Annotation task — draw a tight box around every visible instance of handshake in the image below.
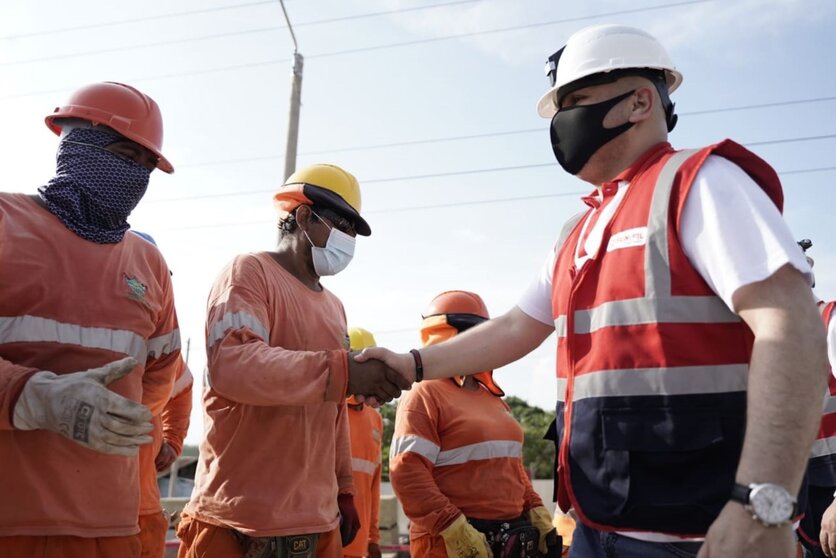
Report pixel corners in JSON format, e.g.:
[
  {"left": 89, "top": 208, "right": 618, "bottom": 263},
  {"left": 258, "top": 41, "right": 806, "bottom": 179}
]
[{"left": 346, "top": 347, "right": 416, "bottom": 405}]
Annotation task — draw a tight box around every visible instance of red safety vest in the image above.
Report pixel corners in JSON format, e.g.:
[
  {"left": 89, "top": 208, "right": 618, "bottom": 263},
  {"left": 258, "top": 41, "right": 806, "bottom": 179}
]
[
  {"left": 809, "top": 301, "right": 836, "bottom": 486},
  {"left": 550, "top": 140, "right": 785, "bottom": 535}
]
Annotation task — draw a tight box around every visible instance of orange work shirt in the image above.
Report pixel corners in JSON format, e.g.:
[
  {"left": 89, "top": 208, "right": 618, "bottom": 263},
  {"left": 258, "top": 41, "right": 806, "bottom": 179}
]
[
  {"left": 390, "top": 379, "right": 543, "bottom": 541},
  {"left": 343, "top": 403, "right": 382, "bottom": 557},
  {"left": 139, "top": 359, "right": 193, "bottom": 515},
  {"left": 0, "top": 194, "right": 181, "bottom": 537},
  {"left": 183, "top": 252, "right": 353, "bottom": 537}
]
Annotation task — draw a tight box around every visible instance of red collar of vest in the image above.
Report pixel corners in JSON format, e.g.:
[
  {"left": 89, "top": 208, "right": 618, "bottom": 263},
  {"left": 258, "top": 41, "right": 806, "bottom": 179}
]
[{"left": 581, "top": 142, "right": 673, "bottom": 209}]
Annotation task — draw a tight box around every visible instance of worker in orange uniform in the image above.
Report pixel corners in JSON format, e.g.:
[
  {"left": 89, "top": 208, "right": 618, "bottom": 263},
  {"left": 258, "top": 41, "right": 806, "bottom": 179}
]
[
  {"left": 128, "top": 231, "right": 195, "bottom": 558},
  {"left": 357, "top": 24, "right": 828, "bottom": 558},
  {"left": 390, "top": 291, "right": 559, "bottom": 558},
  {"left": 177, "top": 164, "right": 410, "bottom": 558},
  {"left": 0, "top": 82, "right": 181, "bottom": 558},
  {"left": 344, "top": 327, "right": 384, "bottom": 558},
  {"left": 795, "top": 241, "right": 836, "bottom": 558}
]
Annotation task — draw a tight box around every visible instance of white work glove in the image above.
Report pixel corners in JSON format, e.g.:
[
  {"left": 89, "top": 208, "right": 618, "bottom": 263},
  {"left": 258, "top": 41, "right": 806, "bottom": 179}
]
[{"left": 13, "top": 357, "right": 153, "bottom": 456}]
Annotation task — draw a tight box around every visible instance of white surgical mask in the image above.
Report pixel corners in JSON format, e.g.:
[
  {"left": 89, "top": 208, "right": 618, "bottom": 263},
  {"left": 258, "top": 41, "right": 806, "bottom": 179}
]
[{"left": 304, "top": 213, "right": 356, "bottom": 276}]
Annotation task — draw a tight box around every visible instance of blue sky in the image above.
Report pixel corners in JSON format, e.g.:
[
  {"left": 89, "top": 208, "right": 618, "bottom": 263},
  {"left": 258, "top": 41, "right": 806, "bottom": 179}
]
[{"left": 2, "top": 0, "right": 835, "bottom": 444}]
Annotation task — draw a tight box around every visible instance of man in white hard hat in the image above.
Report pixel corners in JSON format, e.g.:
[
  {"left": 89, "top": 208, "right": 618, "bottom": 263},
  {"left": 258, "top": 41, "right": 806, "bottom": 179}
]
[{"left": 358, "top": 24, "right": 827, "bottom": 558}]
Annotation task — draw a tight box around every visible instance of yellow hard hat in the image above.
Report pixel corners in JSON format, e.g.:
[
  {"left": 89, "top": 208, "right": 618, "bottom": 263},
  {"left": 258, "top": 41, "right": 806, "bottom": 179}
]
[
  {"left": 273, "top": 163, "right": 371, "bottom": 236},
  {"left": 348, "top": 327, "right": 377, "bottom": 350}
]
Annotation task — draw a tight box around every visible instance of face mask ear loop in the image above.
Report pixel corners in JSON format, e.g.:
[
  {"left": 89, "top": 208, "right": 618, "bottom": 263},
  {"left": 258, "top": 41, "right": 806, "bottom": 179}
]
[{"left": 652, "top": 79, "right": 678, "bottom": 132}]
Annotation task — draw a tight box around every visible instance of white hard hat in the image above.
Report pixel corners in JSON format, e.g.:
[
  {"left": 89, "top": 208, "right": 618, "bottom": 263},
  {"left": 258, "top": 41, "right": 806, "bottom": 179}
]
[{"left": 537, "top": 24, "right": 683, "bottom": 118}]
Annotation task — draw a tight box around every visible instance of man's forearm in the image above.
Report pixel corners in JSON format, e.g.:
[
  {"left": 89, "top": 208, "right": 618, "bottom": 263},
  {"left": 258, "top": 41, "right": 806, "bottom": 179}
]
[
  {"left": 420, "top": 306, "right": 553, "bottom": 380},
  {"left": 735, "top": 278, "right": 828, "bottom": 491}
]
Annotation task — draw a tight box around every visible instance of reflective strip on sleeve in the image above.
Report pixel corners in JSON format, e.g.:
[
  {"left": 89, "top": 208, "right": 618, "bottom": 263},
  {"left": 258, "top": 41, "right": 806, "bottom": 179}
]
[
  {"left": 435, "top": 440, "right": 523, "bottom": 467},
  {"left": 0, "top": 315, "right": 147, "bottom": 364},
  {"left": 207, "top": 311, "right": 269, "bottom": 349},
  {"left": 147, "top": 329, "right": 181, "bottom": 359},
  {"left": 351, "top": 457, "right": 378, "bottom": 476},
  {"left": 171, "top": 365, "right": 194, "bottom": 398},
  {"left": 571, "top": 364, "right": 747, "bottom": 401},
  {"left": 390, "top": 435, "right": 440, "bottom": 464},
  {"left": 812, "top": 436, "right": 836, "bottom": 459}
]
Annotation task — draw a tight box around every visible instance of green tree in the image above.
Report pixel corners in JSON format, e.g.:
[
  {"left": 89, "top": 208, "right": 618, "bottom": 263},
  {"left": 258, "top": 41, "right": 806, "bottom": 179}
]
[{"left": 378, "top": 396, "right": 555, "bottom": 481}]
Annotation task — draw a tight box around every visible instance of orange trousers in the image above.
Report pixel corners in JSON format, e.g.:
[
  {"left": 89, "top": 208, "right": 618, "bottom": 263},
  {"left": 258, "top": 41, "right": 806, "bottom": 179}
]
[
  {"left": 409, "top": 533, "right": 448, "bottom": 558},
  {"left": 176, "top": 513, "right": 342, "bottom": 558},
  {"left": 139, "top": 510, "right": 171, "bottom": 558},
  {"left": 0, "top": 534, "right": 141, "bottom": 558}
]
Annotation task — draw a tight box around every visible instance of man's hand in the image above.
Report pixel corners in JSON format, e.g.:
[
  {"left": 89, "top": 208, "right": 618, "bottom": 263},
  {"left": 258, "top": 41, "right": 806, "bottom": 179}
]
[
  {"left": 354, "top": 347, "right": 415, "bottom": 383},
  {"left": 697, "top": 502, "right": 793, "bottom": 558},
  {"left": 367, "top": 543, "right": 382, "bottom": 558},
  {"left": 155, "top": 440, "right": 178, "bottom": 471},
  {"left": 347, "top": 351, "right": 411, "bottom": 404},
  {"left": 820, "top": 498, "right": 836, "bottom": 557},
  {"left": 338, "top": 493, "right": 361, "bottom": 546},
  {"left": 12, "top": 357, "right": 153, "bottom": 456}
]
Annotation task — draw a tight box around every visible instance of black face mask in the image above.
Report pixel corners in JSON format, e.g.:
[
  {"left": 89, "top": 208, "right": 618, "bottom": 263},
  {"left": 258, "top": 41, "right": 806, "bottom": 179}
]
[{"left": 549, "top": 89, "right": 636, "bottom": 175}]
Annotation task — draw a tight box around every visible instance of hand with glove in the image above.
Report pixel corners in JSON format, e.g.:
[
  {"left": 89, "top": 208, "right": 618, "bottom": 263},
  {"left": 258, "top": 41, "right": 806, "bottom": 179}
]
[
  {"left": 338, "top": 493, "right": 361, "bottom": 546},
  {"left": 528, "top": 506, "right": 561, "bottom": 557},
  {"left": 367, "top": 542, "right": 382, "bottom": 558},
  {"left": 440, "top": 515, "right": 492, "bottom": 558},
  {"left": 13, "top": 357, "right": 153, "bottom": 456}
]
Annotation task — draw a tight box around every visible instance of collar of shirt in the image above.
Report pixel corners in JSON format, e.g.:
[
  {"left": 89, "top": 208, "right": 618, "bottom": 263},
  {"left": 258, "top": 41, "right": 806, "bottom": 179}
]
[{"left": 581, "top": 141, "right": 673, "bottom": 209}]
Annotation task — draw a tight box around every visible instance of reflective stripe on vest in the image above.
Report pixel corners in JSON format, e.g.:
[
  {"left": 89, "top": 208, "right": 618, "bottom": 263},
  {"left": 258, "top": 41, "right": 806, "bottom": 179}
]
[
  {"left": 0, "top": 314, "right": 153, "bottom": 364},
  {"left": 556, "top": 364, "right": 747, "bottom": 402},
  {"left": 351, "top": 457, "right": 378, "bottom": 475},
  {"left": 390, "top": 435, "right": 521, "bottom": 467},
  {"left": 812, "top": 436, "right": 836, "bottom": 459}
]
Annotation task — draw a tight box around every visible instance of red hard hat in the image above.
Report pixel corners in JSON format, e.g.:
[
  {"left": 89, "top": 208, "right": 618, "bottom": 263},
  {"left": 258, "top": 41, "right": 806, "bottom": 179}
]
[
  {"left": 423, "top": 290, "right": 489, "bottom": 319},
  {"left": 45, "top": 82, "right": 173, "bottom": 174}
]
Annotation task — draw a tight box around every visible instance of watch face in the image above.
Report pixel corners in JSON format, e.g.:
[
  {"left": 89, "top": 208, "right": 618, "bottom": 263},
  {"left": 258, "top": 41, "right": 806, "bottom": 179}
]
[{"left": 749, "top": 484, "right": 794, "bottom": 525}]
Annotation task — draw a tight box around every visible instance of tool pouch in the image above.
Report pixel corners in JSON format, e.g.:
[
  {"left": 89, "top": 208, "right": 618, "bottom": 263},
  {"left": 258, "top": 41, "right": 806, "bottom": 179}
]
[{"left": 467, "top": 516, "right": 540, "bottom": 558}]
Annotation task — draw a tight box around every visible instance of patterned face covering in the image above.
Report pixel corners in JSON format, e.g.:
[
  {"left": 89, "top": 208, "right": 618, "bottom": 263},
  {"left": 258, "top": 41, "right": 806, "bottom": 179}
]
[{"left": 38, "top": 127, "right": 151, "bottom": 244}]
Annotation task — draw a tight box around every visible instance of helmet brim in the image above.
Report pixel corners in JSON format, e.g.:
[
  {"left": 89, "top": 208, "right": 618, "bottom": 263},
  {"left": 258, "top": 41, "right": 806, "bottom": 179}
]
[{"left": 274, "top": 183, "right": 371, "bottom": 236}]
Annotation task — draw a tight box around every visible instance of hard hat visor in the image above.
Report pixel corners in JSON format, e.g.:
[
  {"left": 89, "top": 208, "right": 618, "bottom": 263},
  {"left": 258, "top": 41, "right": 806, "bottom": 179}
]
[{"left": 274, "top": 183, "right": 371, "bottom": 236}]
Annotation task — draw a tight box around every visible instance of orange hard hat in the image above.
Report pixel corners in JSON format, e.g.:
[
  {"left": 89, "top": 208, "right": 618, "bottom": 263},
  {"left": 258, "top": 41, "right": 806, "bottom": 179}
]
[
  {"left": 45, "top": 82, "right": 173, "bottom": 173},
  {"left": 423, "top": 290, "right": 489, "bottom": 320},
  {"left": 421, "top": 290, "right": 504, "bottom": 397}
]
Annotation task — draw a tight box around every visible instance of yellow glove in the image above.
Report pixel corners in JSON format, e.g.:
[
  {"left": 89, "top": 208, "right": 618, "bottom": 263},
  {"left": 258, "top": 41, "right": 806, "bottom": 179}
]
[
  {"left": 528, "top": 506, "right": 557, "bottom": 554},
  {"left": 440, "top": 515, "right": 491, "bottom": 558}
]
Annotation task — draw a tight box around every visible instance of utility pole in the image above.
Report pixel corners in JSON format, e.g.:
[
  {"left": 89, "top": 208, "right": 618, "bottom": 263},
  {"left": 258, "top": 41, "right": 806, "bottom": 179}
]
[{"left": 279, "top": 0, "right": 303, "bottom": 180}]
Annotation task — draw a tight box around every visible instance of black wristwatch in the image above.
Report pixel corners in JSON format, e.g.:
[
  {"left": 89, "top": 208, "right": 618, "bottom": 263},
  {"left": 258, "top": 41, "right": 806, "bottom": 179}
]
[{"left": 730, "top": 482, "right": 797, "bottom": 526}]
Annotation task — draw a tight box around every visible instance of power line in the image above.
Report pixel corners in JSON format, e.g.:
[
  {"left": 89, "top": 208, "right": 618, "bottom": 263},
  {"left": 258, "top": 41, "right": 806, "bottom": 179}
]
[
  {"left": 295, "top": 96, "right": 836, "bottom": 156},
  {"left": 168, "top": 99, "right": 836, "bottom": 173},
  {"left": 0, "top": 0, "right": 712, "bottom": 98},
  {"left": 0, "top": 0, "right": 483, "bottom": 66},
  {"left": 0, "top": 1, "right": 275, "bottom": 41},
  {"left": 157, "top": 144, "right": 836, "bottom": 203},
  {"left": 307, "top": 0, "right": 713, "bottom": 60},
  {"left": 151, "top": 165, "right": 836, "bottom": 232}
]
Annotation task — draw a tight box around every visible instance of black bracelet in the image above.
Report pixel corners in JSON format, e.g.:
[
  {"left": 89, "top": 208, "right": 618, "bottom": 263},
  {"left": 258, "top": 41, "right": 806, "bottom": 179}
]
[{"left": 409, "top": 348, "right": 424, "bottom": 382}]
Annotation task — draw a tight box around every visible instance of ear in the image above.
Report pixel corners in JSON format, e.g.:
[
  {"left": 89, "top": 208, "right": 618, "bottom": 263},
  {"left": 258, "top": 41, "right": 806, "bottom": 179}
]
[
  {"left": 295, "top": 204, "right": 314, "bottom": 231},
  {"left": 627, "top": 86, "right": 655, "bottom": 123}
]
